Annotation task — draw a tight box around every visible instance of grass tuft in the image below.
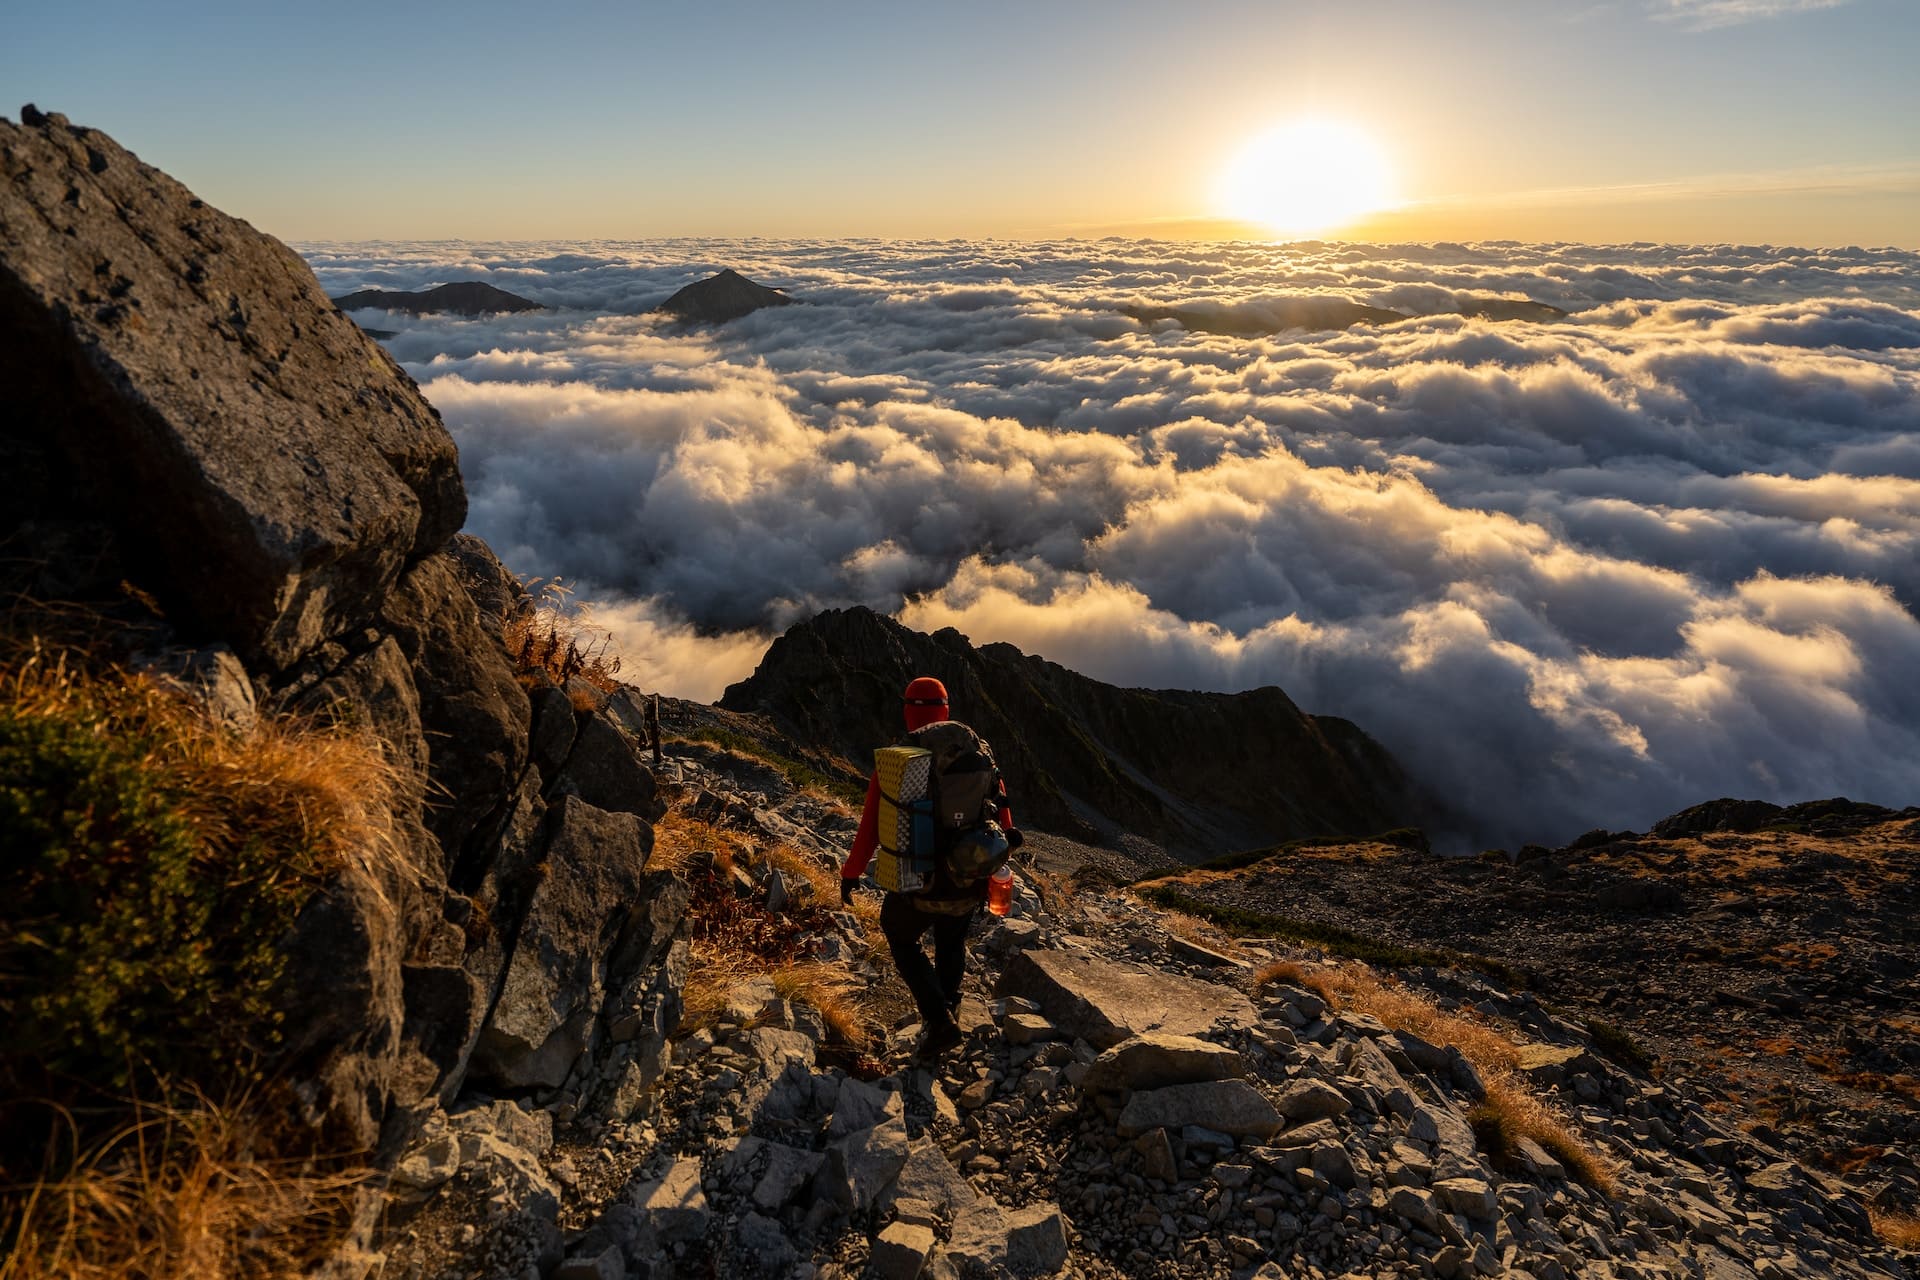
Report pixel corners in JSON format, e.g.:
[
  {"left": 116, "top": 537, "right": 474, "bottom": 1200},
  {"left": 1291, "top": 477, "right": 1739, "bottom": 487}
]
[
  {"left": 504, "top": 577, "right": 623, "bottom": 694},
  {"left": 1872, "top": 1209, "right": 1920, "bottom": 1251},
  {"left": 2, "top": 1092, "right": 365, "bottom": 1280}
]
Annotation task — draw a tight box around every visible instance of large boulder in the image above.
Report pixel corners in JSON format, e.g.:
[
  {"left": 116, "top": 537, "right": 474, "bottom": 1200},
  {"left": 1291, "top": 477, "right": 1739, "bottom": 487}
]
[
  {"left": 947, "top": 1199, "right": 1070, "bottom": 1276},
  {"left": 0, "top": 108, "right": 463, "bottom": 673},
  {"left": 1084, "top": 1032, "right": 1247, "bottom": 1096},
  {"left": 998, "top": 950, "right": 1256, "bottom": 1049},
  {"left": 472, "top": 797, "right": 655, "bottom": 1089},
  {"left": 553, "top": 713, "right": 662, "bottom": 822},
  {"left": 272, "top": 875, "right": 410, "bottom": 1150}
]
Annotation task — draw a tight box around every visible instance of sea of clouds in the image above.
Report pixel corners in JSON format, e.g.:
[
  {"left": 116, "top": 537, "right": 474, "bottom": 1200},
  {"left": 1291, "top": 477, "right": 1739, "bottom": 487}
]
[{"left": 303, "top": 239, "right": 1920, "bottom": 848}]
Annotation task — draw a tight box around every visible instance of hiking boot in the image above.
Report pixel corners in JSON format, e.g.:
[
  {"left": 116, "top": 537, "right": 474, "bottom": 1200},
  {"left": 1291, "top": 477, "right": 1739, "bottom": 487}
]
[{"left": 917, "top": 1019, "right": 964, "bottom": 1058}]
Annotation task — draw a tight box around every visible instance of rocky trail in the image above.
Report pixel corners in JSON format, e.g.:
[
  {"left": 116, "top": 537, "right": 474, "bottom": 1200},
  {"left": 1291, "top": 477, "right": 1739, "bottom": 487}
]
[{"left": 370, "top": 733, "right": 1916, "bottom": 1280}]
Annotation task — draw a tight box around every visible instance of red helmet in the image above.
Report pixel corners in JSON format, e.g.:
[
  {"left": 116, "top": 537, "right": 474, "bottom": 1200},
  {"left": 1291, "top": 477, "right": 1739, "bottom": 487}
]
[
  {"left": 903, "top": 676, "right": 949, "bottom": 729},
  {"left": 903, "top": 676, "right": 948, "bottom": 707}
]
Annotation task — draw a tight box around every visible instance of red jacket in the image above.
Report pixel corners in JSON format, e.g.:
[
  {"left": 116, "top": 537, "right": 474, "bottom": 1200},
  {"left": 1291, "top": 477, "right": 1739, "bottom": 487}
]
[{"left": 841, "top": 708, "right": 1015, "bottom": 882}]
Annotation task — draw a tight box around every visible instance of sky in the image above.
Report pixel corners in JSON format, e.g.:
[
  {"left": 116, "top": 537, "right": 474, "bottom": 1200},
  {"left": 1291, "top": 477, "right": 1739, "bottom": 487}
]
[{"left": 6, "top": 0, "right": 1918, "bottom": 244}]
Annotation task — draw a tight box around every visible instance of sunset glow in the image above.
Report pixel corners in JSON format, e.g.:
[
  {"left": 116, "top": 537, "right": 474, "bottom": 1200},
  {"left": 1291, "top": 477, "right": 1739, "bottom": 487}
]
[{"left": 1217, "top": 118, "right": 1398, "bottom": 239}]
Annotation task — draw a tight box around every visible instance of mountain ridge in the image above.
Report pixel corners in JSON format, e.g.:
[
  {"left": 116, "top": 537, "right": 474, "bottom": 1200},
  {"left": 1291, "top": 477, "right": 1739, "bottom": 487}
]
[{"left": 720, "top": 605, "right": 1431, "bottom": 863}]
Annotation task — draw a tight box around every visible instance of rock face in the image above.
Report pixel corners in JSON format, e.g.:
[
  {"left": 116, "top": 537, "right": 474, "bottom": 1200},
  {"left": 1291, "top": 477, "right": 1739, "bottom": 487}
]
[
  {"left": 721, "top": 606, "right": 1427, "bottom": 855},
  {"left": 473, "top": 797, "right": 655, "bottom": 1089},
  {"left": 0, "top": 108, "right": 464, "bottom": 673},
  {"left": 332, "top": 281, "right": 544, "bottom": 315},
  {"left": 653, "top": 267, "right": 795, "bottom": 324},
  {"left": 0, "top": 111, "right": 685, "bottom": 1168}
]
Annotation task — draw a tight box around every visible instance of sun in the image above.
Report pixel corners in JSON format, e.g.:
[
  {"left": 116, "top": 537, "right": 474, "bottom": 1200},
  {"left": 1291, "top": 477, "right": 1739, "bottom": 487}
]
[{"left": 1218, "top": 118, "right": 1398, "bottom": 239}]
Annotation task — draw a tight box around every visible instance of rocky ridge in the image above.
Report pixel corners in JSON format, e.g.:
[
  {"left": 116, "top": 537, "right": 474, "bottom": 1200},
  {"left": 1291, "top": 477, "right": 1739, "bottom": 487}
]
[{"left": 722, "top": 606, "right": 1427, "bottom": 860}]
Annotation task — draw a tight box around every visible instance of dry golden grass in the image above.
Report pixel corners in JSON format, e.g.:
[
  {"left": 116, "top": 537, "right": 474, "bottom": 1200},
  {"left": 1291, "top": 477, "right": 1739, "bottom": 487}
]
[
  {"left": 1872, "top": 1209, "right": 1920, "bottom": 1251},
  {"left": 1024, "top": 865, "right": 1078, "bottom": 917},
  {"left": 679, "top": 945, "right": 765, "bottom": 1033},
  {"left": 649, "top": 805, "right": 752, "bottom": 877},
  {"left": 1156, "top": 905, "right": 1247, "bottom": 959},
  {"left": 5, "top": 642, "right": 408, "bottom": 904},
  {"left": 1, "top": 1095, "right": 366, "bottom": 1280},
  {"left": 1257, "top": 960, "right": 1617, "bottom": 1193},
  {"left": 769, "top": 963, "right": 874, "bottom": 1049},
  {"left": 503, "top": 578, "right": 622, "bottom": 694},
  {"left": 656, "top": 798, "right": 890, "bottom": 1048}
]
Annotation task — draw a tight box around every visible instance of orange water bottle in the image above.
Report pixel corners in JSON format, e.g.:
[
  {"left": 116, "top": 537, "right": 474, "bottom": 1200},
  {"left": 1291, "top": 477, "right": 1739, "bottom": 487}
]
[{"left": 987, "top": 865, "right": 1014, "bottom": 917}]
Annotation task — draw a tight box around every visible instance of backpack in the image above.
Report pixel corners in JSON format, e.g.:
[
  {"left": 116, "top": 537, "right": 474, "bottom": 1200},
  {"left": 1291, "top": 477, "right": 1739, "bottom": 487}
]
[{"left": 878, "top": 720, "right": 1010, "bottom": 907}]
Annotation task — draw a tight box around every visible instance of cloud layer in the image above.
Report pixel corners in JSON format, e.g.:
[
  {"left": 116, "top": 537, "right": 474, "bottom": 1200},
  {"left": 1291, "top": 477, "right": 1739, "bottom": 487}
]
[{"left": 305, "top": 239, "right": 1920, "bottom": 847}]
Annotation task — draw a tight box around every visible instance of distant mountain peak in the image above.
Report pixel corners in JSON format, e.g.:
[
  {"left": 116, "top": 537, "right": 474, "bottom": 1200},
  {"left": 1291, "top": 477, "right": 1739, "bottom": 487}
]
[
  {"left": 654, "top": 268, "right": 796, "bottom": 324},
  {"left": 331, "top": 281, "right": 543, "bottom": 317}
]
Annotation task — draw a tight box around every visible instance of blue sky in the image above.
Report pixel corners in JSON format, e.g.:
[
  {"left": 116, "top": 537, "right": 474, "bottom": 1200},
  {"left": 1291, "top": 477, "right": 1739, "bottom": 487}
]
[{"left": 6, "top": 0, "right": 1917, "bottom": 242}]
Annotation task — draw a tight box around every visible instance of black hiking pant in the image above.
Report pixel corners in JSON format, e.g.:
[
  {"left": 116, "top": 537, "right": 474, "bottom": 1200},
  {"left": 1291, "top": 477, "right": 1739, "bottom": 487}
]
[{"left": 880, "top": 891, "right": 975, "bottom": 1032}]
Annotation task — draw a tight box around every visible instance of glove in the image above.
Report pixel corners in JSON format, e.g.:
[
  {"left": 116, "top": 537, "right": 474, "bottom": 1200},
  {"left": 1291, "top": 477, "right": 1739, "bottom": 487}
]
[{"left": 840, "top": 879, "right": 856, "bottom": 906}]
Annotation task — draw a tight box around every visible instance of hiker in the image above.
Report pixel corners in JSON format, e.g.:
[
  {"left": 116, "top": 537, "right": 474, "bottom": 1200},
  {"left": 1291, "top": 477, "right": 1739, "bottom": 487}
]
[{"left": 840, "top": 676, "right": 1023, "bottom": 1055}]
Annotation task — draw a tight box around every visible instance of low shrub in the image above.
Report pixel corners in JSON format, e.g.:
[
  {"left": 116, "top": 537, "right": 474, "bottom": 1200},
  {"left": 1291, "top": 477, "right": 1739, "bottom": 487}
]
[
  {"left": 1132, "top": 827, "right": 1430, "bottom": 886},
  {"left": 1584, "top": 1016, "right": 1655, "bottom": 1072},
  {"left": 677, "top": 727, "right": 863, "bottom": 805},
  {"left": 0, "top": 637, "right": 398, "bottom": 1274}
]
